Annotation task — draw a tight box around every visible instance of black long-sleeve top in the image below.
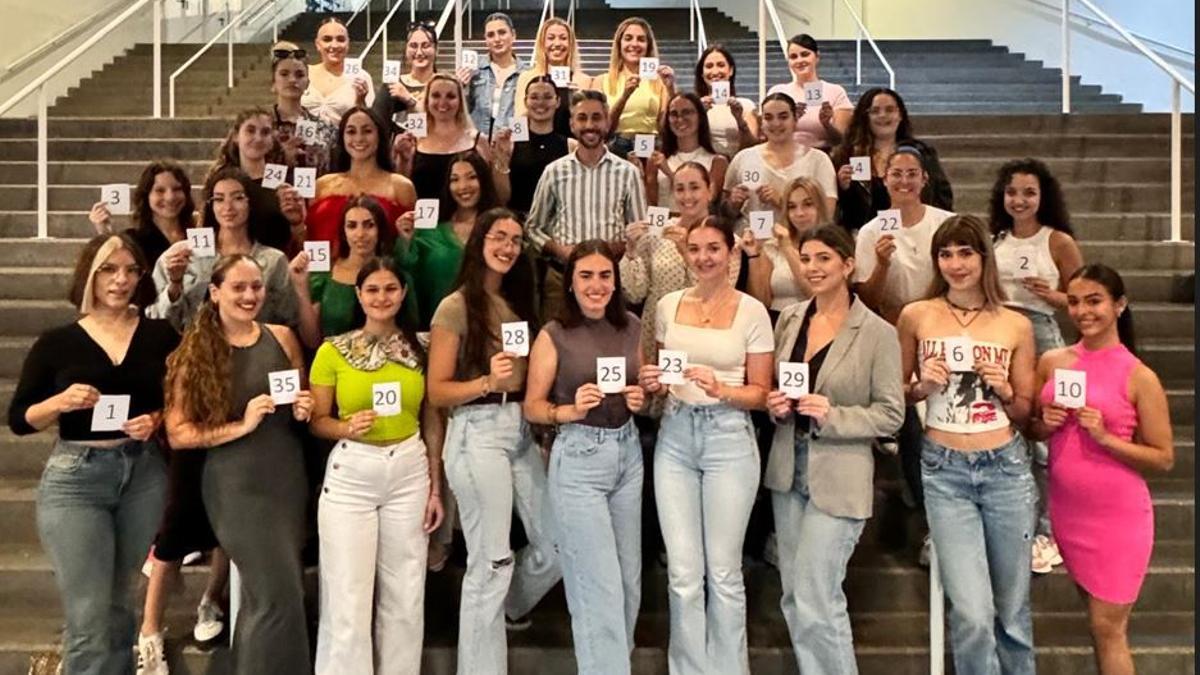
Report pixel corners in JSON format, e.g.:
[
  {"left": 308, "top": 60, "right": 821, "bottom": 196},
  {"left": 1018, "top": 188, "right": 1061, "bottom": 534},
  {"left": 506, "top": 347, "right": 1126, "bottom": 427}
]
[{"left": 8, "top": 318, "right": 180, "bottom": 440}]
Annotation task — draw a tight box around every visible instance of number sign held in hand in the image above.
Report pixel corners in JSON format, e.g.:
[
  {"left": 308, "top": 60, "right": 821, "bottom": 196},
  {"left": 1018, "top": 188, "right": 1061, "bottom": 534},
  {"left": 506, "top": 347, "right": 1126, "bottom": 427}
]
[
  {"left": 268, "top": 369, "right": 301, "bottom": 405},
  {"left": 1053, "top": 369, "right": 1087, "bottom": 408},
  {"left": 596, "top": 357, "right": 627, "bottom": 394},
  {"left": 658, "top": 350, "right": 687, "bottom": 385},
  {"left": 90, "top": 395, "right": 131, "bottom": 432},
  {"left": 778, "top": 362, "right": 809, "bottom": 399},
  {"left": 501, "top": 321, "right": 530, "bottom": 357}
]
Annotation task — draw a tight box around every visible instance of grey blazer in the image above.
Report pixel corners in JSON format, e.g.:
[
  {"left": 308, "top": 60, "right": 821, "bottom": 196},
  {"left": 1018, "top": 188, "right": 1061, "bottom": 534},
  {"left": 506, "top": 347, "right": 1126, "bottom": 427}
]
[{"left": 763, "top": 296, "right": 905, "bottom": 520}]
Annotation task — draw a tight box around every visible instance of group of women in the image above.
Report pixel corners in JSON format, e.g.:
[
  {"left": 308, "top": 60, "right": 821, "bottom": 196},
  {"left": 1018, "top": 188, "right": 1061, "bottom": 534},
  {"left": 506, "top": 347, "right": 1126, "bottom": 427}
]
[{"left": 15, "top": 13, "right": 1176, "bottom": 675}]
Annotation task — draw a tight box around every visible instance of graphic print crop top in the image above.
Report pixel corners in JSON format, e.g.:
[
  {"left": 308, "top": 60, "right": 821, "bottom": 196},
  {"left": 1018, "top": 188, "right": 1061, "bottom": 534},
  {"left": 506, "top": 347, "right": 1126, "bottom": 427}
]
[{"left": 921, "top": 337, "right": 1012, "bottom": 434}]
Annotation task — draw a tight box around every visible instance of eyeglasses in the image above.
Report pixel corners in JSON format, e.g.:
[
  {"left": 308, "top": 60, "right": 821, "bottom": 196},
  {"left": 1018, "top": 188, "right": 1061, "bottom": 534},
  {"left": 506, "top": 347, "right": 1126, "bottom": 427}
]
[
  {"left": 885, "top": 170, "right": 922, "bottom": 181},
  {"left": 484, "top": 232, "right": 524, "bottom": 248},
  {"left": 272, "top": 48, "right": 307, "bottom": 60},
  {"left": 96, "top": 263, "right": 144, "bottom": 278}
]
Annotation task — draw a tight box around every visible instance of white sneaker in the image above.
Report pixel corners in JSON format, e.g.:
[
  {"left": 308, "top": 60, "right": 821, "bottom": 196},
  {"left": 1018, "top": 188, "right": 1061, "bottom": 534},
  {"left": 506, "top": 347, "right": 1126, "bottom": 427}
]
[
  {"left": 136, "top": 632, "right": 169, "bottom": 675},
  {"left": 1032, "top": 534, "right": 1063, "bottom": 574},
  {"left": 181, "top": 551, "right": 203, "bottom": 566},
  {"left": 193, "top": 599, "right": 225, "bottom": 643},
  {"left": 918, "top": 534, "right": 932, "bottom": 568}
]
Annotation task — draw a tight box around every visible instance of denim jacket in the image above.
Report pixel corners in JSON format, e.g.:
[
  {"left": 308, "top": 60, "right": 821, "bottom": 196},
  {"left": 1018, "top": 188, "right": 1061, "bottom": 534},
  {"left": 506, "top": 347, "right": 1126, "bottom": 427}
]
[{"left": 466, "top": 54, "right": 528, "bottom": 139}]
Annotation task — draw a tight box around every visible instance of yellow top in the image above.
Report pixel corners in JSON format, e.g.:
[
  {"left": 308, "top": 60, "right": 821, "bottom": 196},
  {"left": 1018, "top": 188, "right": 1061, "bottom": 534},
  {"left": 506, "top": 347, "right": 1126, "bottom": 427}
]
[
  {"left": 309, "top": 341, "right": 424, "bottom": 442},
  {"left": 597, "top": 71, "right": 662, "bottom": 136}
]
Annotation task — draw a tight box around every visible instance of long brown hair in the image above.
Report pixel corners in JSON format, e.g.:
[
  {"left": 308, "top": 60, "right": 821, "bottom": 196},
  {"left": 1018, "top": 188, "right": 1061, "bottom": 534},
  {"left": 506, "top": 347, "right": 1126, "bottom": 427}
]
[
  {"left": 208, "top": 107, "right": 284, "bottom": 182},
  {"left": 132, "top": 160, "right": 196, "bottom": 235},
  {"left": 925, "top": 215, "right": 1008, "bottom": 308},
  {"left": 164, "top": 255, "right": 262, "bottom": 428}
]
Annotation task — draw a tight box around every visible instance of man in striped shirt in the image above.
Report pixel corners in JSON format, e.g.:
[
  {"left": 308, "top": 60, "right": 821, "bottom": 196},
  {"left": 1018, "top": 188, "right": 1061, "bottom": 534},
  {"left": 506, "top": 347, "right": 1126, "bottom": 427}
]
[{"left": 526, "top": 90, "right": 647, "bottom": 318}]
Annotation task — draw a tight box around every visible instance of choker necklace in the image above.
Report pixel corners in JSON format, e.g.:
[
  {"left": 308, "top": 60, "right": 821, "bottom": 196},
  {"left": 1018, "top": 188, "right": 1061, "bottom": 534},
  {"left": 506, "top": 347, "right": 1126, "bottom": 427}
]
[{"left": 944, "top": 296, "right": 983, "bottom": 330}]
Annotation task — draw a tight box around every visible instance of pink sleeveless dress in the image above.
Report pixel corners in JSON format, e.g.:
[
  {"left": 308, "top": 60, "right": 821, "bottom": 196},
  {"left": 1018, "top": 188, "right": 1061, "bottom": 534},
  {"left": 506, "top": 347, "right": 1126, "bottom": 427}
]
[{"left": 1040, "top": 343, "right": 1151, "bottom": 604}]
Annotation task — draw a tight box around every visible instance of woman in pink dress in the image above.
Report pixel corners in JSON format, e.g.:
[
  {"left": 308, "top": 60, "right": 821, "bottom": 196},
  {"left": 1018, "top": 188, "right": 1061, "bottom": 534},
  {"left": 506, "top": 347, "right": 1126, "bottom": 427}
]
[{"left": 1031, "top": 263, "right": 1174, "bottom": 675}]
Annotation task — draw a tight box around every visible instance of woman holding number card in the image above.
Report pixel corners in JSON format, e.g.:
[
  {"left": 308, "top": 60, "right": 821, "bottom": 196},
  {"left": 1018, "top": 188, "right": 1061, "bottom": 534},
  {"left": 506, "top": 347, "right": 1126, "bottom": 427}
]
[
  {"left": 428, "top": 209, "right": 559, "bottom": 673},
  {"left": 988, "top": 158, "right": 1083, "bottom": 574},
  {"left": 163, "top": 254, "right": 313, "bottom": 675},
  {"left": 694, "top": 44, "right": 759, "bottom": 158},
  {"left": 830, "top": 87, "right": 953, "bottom": 233},
  {"left": 621, "top": 162, "right": 741, "bottom": 372},
  {"left": 741, "top": 176, "right": 831, "bottom": 319},
  {"left": 373, "top": 21, "right": 439, "bottom": 134},
  {"left": 271, "top": 40, "right": 338, "bottom": 177},
  {"left": 394, "top": 74, "right": 511, "bottom": 204},
  {"left": 524, "top": 240, "right": 645, "bottom": 674},
  {"left": 1030, "top": 264, "right": 1172, "bottom": 675},
  {"left": 302, "top": 17, "right": 375, "bottom": 127},
  {"left": 307, "top": 106, "right": 416, "bottom": 255},
  {"left": 723, "top": 93, "right": 837, "bottom": 233},
  {"left": 514, "top": 18, "right": 591, "bottom": 138},
  {"left": 209, "top": 107, "right": 306, "bottom": 254},
  {"left": 395, "top": 150, "right": 501, "bottom": 330},
  {"left": 308, "top": 256, "right": 444, "bottom": 675},
  {"left": 596, "top": 17, "right": 674, "bottom": 157},
  {"left": 638, "top": 215, "right": 773, "bottom": 675},
  {"left": 508, "top": 75, "right": 575, "bottom": 217},
  {"left": 895, "top": 215, "right": 1038, "bottom": 675},
  {"left": 766, "top": 34, "right": 853, "bottom": 151},
  {"left": 763, "top": 224, "right": 903, "bottom": 674},
  {"left": 148, "top": 168, "right": 301, "bottom": 333},
  {"left": 7, "top": 234, "right": 176, "bottom": 675},
  {"left": 89, "top": 160, "right": 197, "bottom": 266},
  {"left": 646, "top": 92, "right": 727, "bottom": 211}
]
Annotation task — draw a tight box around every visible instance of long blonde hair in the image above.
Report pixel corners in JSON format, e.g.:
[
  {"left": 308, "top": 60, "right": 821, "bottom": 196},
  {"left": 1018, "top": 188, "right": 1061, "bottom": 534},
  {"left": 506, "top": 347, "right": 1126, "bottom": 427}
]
[
  {"left": 531, "top": 17, "right": 582, "bottom": 74},
  {"left": 782, "top": 177, "right": 832, "bottom": 240},
  {"left": 600, "top": 17, "right": 664, "bottom": 97},
  {"left": 424, "top": 73, "right": 475, "bottom": 134}
]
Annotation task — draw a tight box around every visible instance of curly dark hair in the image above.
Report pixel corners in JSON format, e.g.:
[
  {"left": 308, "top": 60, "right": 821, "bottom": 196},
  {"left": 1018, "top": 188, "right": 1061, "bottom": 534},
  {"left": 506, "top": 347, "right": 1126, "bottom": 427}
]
[
  {"left": 832, "top": 87, "right": 914, "bottom": 167},
  {"left": 988, "top": 158, "right": 1074, "bottom": 238}
]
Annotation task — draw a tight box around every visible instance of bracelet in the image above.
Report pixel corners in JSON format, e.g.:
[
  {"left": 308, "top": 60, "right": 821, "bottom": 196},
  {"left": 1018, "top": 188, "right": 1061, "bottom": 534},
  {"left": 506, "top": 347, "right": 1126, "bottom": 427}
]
[
  {"left": 479, "top": 375, "right": 492, "bottom": 398},
  {"left": 494, "top": 165, "right": 511, "bottom": 174}
]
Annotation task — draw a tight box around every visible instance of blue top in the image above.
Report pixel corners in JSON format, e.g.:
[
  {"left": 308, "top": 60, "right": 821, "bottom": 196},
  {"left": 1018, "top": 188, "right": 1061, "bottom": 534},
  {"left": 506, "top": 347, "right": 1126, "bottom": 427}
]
[{"left": 466, "top": 54, "right": 528, "bottom": 139}]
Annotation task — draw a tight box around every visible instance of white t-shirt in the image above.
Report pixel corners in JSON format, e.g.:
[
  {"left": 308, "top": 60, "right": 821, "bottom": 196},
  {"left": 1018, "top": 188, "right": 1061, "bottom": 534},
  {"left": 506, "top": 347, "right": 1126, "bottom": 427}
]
[
  {"left": 655, "top": 289, "right": 774, "bottom": 405},
  {"left": 655, "top": 148, "right": 717, "bottom": 211},
  {"left": 853, "top": 205, "right": 955, "bottom": 320},
  {"left": 767, "top": 79, "right": 853, "bottom": 149},
  {"left": 707, "top": 96, "right": 756, "bottom": 158},
  {"left": 764, "top": 240, "right": 807, "bottom": 311},
  {"left": 724, "top": 144, "right": 837, "bottom": 231},
  {"left": 993, "top": 227, "right": 1060, "bottom": 316}
]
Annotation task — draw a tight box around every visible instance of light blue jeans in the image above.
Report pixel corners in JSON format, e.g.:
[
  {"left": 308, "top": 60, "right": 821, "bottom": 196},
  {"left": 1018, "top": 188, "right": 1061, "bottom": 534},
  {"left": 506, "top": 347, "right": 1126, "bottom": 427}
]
[
  {"left": 1015, "top": 307, "right": 1065, "bottom": 537},
  {"left": 921, "top": 435, "right": 1036, "bottom": 675},
  {"left": 654, "top": 399, "right": 760, "bottom": 675},
  {"left": 770, "top": 436, "right": 865, "bottom": 675},
  {"left": 444, "top": 402, "right": 561, "bottom": 675},
  {"left": 36, "top": 439, "right": 166, "bottom": 675},
  {"left": 549, "top": 420, "right": 643, "bottom": 675}
]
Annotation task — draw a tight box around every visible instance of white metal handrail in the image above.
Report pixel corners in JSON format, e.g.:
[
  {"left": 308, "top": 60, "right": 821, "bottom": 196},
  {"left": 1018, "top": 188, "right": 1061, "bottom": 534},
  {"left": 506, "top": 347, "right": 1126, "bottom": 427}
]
[
  {"left": 689, "top": 0, "right": 708, "bottom": 59},
  {"left": 168, "top": 0, "right": 274, "bottom": 117},
  {"left": 1021, "top": 0, "right": 1194, "bottom": 63},
  {"left": 3, "top": 0, "right": 141, "bottom": 83},
  {"left": 757, "top": 0, "right": 792, "bottom": 100},
  {"left": 930, "top": 543, "right": 945, "bottom": 675},
  {"left": 1061, "top": 0, "right": 1195, "bottom": 242},
  {"left": 358, "top": 0, "right": 410, "bottom": 62},
  {"left": 432, "top": 0, "right": 463, "bottom": 69},
  {"left": 837, "top": 0, "right": 895, "bottom": 91},
  {"left": 538, "top": 0, "right": 554, "bottom": 32},
  {"left": 0, "top": 0, "right": 162, "bottom": 239}
]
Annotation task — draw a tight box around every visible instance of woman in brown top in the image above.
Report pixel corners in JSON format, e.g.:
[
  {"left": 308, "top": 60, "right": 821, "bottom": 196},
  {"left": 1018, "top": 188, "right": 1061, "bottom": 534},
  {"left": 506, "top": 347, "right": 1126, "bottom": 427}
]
[{"left": 525, "top": 240, "right": 645, "bottom": 674}]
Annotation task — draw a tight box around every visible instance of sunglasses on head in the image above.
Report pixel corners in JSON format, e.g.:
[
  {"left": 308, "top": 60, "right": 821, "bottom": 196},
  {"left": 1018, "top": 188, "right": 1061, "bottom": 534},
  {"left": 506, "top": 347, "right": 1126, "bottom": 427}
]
[{"left": 273, "top": 48, "right": 307, "bottom": 59}]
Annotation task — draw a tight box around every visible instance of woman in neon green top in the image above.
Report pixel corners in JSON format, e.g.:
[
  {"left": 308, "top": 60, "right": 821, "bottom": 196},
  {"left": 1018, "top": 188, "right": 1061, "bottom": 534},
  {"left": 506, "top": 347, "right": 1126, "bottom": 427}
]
[
  {"left": 308, "top": 256, "right": 444, "bottom": 674},
  {"left": 594, "top": 17, "right": 675, "bottom": 157},
  {"left": 394, "top": 150, "right": 500, "bottom": 329}
]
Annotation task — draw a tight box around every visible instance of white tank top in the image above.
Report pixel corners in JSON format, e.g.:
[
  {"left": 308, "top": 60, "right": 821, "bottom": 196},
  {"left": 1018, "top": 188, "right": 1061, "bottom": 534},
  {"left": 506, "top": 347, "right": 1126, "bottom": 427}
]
[
  {"left": 921, "top": 337, "right": 1012, "bottom": 434},
  {"left": 994, "top": 227, "right": 1060, "bottom": 316}
]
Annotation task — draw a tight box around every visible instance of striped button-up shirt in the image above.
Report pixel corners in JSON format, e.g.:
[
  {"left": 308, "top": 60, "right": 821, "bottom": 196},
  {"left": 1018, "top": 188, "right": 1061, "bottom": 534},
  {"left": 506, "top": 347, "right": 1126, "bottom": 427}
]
[{"left": 525, "top": 149, "right": 647, "bottom": 253}]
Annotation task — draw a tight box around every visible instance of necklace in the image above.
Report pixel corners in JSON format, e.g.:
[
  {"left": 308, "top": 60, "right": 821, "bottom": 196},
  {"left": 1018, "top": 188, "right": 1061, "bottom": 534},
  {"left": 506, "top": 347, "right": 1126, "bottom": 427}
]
[
  {"left": 694, "top": 287, "right": 734, "bottom": 325},
  {"left": 944, "top": 296, "right": 984, "bottom": 330}
]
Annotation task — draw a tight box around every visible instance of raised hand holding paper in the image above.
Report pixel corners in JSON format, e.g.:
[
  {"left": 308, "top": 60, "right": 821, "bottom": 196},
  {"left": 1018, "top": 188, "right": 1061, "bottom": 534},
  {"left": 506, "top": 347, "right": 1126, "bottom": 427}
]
[
  {"left": 633, "top": 134, "right": 655, "bottom": 158},
  {"left": 293, "top": 167, "right": 317, "bottom": 198},
  {"left": 658, "top": 350, "right": 687, "bottom": 385},
  {"left": 748, "top": 211, "right": 773, "bottom": 239},
  {"left": 268, "top": 369, "right": 301, "bottom": 405},
  {"left": 90, "top": 395, "right": 131, "bottom": 432},
  {"left": 304, "top": 241, "right": 331, "bottom": 272},
  {"left": 597, "top": 357, "right": 627, "bottom": 394},
  {"left": 186, "top": 227, "right": 216, "bottom": 257},
  {"left": 711, "top": 81, "right": 730, "bottom": 105},
  {"left": 382, "top": 59, "right": 402, "bottom": 84},
  {"left": 501, "top": 321, "right": 530, "bottom": 357},
  {"left": 372, "top": 382, "right": 402, "bottom": 416},
  {"left": 877, "top": 209, "right": 901, "bottom": 233},
  {"left": 295, "top": 120, "right": 321, "bottom": 144},
  {"left": 646, "top": 206, "right": 669, "bottom": 234},
  {"left": 639, "top": 57, "right": 659, "bottom": 80},
  {"left": 402, "top": 112, "right": 428, "bottom": 138},
  {"left": 511, "top": 116, "right": 530, "bottom": 142},
  {"left": 849, "top": 156, "right": 871, "bottom": 181},
  {"left": 100, "top": 184, "right": 131, "bottom": 215},
  {"left": 262, "top": 163, "right": 288, "bottom": 189},
  {"left": 343, "top": 58, "right": 363, "bottom": 77},
  {"left": 461, "top": 49, "right": 479, "bottom": 69},
  {"left": 550, "top": 66, "right": 570, "bottom": 87},
  {"left": 414, "top": 199, "right": 439, "bottom": 229}
]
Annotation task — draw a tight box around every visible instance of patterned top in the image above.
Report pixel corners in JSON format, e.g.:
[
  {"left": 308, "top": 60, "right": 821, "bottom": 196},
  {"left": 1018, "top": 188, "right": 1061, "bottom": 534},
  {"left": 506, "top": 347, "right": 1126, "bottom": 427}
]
[{"left": 526, "top": 149, "right": 647, "bottom": 252}]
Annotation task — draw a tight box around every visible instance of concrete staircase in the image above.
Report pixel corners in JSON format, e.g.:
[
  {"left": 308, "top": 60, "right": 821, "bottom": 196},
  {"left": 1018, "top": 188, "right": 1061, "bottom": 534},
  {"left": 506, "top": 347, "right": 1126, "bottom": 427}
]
[{"left": 0, "top": 109, "right": 1192, "bottom": 673}]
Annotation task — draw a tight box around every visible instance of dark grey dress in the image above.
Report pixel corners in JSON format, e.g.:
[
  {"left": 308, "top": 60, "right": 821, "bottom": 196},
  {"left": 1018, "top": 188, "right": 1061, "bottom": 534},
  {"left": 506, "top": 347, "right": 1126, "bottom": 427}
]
[{"left": 202, "top": 325, "right": 311, "bottom": 675}]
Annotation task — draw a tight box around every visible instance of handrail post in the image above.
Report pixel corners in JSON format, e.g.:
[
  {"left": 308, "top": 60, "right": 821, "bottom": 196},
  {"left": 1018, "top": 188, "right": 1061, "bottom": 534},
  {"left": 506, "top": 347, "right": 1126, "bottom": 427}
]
[
  {"left": 273, "top": 0, "right": 278, "bottom": 42},
  {"left": 383, "top": 0, "right": 389, "bottom": 62},
  {"left": 1170, "top": 81, "right": 1182, "bottom": 242},
  {"left": 36, "top": 85, "right": 47, "bottom": 239},
  {"left": 758, "top": 0, "right": 766, "bottom": 101},
  {"left": 411, "top": 0, "right": 415, "bottom": 24},
  {"left": 855, "top": 28, "right": 862, "bottom": 85},
  {"left": 1061, "top": 0, "right": 1070, "bottom": 113},
  {"left": 455, "top": 0, "right": 462, "bottom": 68},
  {"left": 153, "top": 0, "right": 162, "bottom": 118},
  {"left": 930, "top": 542, "right": 945, "bottom": 675},
  {"left": 690, "top": 0, "right": 695, "bottom": 42},
  {"left": 226, "top": 3, "right": 233, "bottom": 89}
]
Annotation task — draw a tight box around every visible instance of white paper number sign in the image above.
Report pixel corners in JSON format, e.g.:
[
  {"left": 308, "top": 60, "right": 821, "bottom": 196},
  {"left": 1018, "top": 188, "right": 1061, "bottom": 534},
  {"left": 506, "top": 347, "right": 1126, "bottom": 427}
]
[
  {"left": 414, "top": 198, "right": 439, "bottom": 229},
  {"left": 1011, "top": 245, "right": 1038, "bottom": 279},
  {"left": 510, "top": 116, "right": 530, "bottom": 142},
  {"left": 461, "top": 49, "right": 479, "bottom": 69},
  {"left": 633, "top": 134, "right": 655, "bottom": 158},
  {"left": 295, "top": 120, "right": 321, "bottom": 144},
  {"left": 778, "top": 362, "right": 810, "bottom": 399},
  {"left": 101, "top": 184, "right": 131, "bottom": 215},
  {"left": 90, "top": 395, "right": 131, "bottom": 432},
  {"left": 748, "top": 211, "right": 773, "bottom": 240},
  {"left": 850, "top": 156, "right": 871, "bottom": 182},
  {"left": 382, "top": 59, "right": 402, "bottom": 84},
  {"left": 646, "top": 206, "right": 670, "bottom": 235},
  {"left": 343, "top": 58, "right": 363, "bottom": 77},
  {"left": 372, "top": 382, "right": 402, "bottom": 416},
  {"left": 304, "top": 241, "right": 331, "bottom": 272},
  {"left": 262, "top": 163, "right": 288, "bottom": 189},
  {"left": 877, "top": 209, "right": 902, "bottom": 233},
  {"left": 597, "top": 357, "right": 627, "bottom": 394},
  {"left": 292, "top": 167, "right": 317, "bottom": 198},
  {"left": 186, "top": 227, "right": 216, "bottom": 258},
  {"left": 942, "top": 337, "right": 975, "bottom": 373},
  {"left": 711, "top": 80, "right": 730, "bottom": 105},
  {"left": 639, "top": 57, "right": 659, "bottom": 80},
  {"left": 402, "top": 112, "right": 428, "bottom": 138},
  {"left": 550, "top": 66, "right": 570, "bottom": 87},
  {"left": 268, "top": 369, "right": 301, "bottom": 405},
  {"left": 1053, "top": 369, "right": 1087, "bottom": 408},
  {"left": 501, "top": 321, "right": 530, "bottom": 357},
  {"left": 658, "top": 350, "right": 687, "bottom": 385},
  {"left": 803, "top": 82, "right": 823, "bottom": 105}
]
